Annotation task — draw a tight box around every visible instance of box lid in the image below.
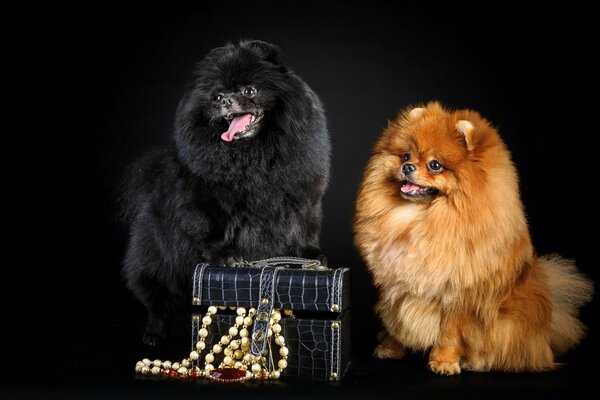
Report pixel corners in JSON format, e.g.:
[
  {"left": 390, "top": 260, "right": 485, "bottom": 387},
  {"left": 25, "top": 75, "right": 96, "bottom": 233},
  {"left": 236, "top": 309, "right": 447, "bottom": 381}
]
[{"left": 192, "top": 259, "right": 350, "bottom": 312}]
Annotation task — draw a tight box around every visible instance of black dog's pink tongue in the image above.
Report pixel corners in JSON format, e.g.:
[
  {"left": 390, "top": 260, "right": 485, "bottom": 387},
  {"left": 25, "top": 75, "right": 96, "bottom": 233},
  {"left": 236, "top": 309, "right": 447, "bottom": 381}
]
[{"left": 221, "top": 114, "right": 252, "bottom": 142}]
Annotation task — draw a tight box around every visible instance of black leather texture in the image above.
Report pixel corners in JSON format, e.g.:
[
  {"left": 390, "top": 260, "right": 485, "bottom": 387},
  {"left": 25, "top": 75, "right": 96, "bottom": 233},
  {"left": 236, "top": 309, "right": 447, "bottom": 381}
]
[
  {"left": 190, "top": 259, "right": 352, "bottom": 380},
  {"left": 192, "top": 259, "right": 351, "bottom": 312},
  {"left": 191, "top": 311, "right": 351, "bottom": 380}
]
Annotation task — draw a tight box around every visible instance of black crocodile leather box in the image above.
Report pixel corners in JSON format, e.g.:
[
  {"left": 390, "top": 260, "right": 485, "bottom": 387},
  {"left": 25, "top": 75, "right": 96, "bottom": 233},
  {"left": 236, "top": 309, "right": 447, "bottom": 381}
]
[{"left": 190, "top": 258, "right": 351, "bottom": 380}]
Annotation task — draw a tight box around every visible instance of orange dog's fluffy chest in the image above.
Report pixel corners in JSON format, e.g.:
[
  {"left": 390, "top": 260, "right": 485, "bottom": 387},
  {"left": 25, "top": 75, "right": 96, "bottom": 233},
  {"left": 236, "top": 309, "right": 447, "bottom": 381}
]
[
  {"left": 360, "top": 202, "right": 446, "bottom": 350},
  {"left": 363, "top": 200, "right": 479, "bottom": 297}
]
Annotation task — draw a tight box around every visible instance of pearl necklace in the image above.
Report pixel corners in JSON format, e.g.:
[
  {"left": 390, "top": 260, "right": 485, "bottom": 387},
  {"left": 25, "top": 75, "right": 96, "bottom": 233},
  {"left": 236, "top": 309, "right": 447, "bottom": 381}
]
[{"left": 135, "top": 306, "right": 289, "bottom": 382}]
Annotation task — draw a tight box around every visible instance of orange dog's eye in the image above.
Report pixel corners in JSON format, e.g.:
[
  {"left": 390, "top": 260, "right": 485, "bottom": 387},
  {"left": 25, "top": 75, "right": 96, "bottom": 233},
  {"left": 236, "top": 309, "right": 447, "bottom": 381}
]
[
  {"left": 428, "top": 160, "right": 443, "bottom": 173},
  {"left": 402, "top": 153, "right": 410, "bottom": 162}
]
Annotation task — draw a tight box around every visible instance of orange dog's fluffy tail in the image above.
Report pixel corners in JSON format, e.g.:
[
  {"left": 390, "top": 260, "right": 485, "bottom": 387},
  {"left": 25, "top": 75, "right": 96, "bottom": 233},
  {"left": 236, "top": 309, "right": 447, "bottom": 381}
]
[{"left": 541, "top": 255, "right": 593, "bottom": 355}]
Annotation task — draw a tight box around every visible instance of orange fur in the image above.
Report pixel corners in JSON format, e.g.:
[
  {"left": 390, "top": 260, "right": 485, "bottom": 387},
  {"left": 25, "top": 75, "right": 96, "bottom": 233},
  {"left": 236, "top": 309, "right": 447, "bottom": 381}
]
[{"left": 353, "top": 102, "right": 593, "bottom": 374}]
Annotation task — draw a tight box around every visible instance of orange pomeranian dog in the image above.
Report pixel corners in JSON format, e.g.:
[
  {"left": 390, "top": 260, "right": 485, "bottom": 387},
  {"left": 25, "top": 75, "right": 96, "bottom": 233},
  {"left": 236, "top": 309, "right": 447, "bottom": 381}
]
[{"left": 353, "top": 102, "right": 593, "bottom": 375}]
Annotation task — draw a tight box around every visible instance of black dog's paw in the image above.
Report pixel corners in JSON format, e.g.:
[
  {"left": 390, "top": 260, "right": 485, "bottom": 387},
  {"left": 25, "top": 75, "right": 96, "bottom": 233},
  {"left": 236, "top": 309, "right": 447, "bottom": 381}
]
[
  {"left": 203, "top": 248, "right": 244, "bottom": 266},
  {"left": 214, "top": 254, "right": 244, "bottom": 267},
  {"left": 316, "top": 254, "right": 328, "bottom": 267},
  {"left": 143, "top": 315, "right": 167, "bottom": 346},
  {"left": 143, "top": 330, "right": 165, "bottom": 346},
  {"left": 301, "top": 246, "right": 328, "bottom": 267}
]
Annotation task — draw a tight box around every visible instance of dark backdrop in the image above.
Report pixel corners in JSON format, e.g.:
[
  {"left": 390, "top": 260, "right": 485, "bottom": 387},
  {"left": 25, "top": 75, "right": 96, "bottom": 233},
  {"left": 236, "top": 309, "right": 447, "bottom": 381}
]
[{"left": 6, "top": 1, "right": 597, "bottom": 399}]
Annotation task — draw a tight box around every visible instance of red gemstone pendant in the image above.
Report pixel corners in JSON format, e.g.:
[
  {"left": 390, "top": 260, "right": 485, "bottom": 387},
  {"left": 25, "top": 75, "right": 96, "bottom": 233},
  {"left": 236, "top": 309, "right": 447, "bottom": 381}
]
[{"left": 208, "top": 368, "right": 247, "bottom": 383}]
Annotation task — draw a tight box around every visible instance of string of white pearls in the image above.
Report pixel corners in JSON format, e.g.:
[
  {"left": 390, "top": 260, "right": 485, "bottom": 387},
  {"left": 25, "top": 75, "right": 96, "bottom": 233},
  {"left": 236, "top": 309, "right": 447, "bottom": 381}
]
[{"left": 135, "top": 305, "right": 289, "bottom": 381}]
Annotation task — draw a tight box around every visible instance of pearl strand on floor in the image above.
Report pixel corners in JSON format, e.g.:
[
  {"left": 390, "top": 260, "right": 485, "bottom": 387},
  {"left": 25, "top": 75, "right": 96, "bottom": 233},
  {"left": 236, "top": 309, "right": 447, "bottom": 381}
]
[{"left": 135, "top": 305, "right": 289, "bottom": 382}]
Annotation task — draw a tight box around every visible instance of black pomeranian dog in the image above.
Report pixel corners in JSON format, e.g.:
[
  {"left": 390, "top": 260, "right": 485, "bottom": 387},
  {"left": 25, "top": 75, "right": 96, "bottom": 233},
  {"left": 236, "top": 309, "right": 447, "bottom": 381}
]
[{"left": 119, "top": 40, "right": 331, "bottom": 345}]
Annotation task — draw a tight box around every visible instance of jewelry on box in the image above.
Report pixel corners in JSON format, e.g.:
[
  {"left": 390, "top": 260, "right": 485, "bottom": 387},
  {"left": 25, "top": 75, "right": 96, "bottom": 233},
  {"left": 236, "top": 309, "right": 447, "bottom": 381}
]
[{"left": 135, "top": 306, "right": 289, "bottom": 383}]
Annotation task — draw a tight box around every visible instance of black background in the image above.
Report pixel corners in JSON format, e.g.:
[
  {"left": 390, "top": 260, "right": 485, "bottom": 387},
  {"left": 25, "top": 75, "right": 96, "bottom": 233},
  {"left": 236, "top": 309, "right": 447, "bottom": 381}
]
[{"left": 5, "top": 1, "right": 598, "bottom": 399}]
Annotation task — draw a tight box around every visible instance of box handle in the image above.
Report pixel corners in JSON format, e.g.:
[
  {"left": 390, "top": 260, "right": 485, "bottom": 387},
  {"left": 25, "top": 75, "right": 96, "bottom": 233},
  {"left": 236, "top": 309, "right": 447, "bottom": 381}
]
[{"left": 236, "top": 257, "right": 328, "bottom": 270}]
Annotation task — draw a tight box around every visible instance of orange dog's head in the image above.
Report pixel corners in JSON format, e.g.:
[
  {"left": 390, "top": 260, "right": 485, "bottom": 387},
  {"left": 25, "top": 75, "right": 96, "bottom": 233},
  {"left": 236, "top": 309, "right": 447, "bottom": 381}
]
[{"left": 375, "top": 101, "right": 503, "bottom": 203}]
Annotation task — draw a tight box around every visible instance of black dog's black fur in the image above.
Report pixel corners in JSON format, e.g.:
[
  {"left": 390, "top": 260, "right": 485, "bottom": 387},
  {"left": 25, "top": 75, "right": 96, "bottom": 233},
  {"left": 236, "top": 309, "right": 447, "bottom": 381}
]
[{"left": 119, "top": 40, "right": 330, "bottom": 345}]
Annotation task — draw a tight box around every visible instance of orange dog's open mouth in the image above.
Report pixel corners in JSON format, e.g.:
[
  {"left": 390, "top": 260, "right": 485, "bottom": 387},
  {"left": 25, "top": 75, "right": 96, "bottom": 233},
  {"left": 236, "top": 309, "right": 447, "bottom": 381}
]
[{"left": 400, "top": 181, "right": 439, "bottom": 198}]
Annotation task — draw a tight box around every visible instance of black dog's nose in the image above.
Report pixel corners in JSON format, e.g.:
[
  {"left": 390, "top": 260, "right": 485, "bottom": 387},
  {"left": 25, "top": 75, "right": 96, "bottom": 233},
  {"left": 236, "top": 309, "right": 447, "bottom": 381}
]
[
  {"left": 402, "top": 163, "right": 416, "bottom": 176},
  {"left": 221, "top": 98, "right": 233, "bottom": 107}
]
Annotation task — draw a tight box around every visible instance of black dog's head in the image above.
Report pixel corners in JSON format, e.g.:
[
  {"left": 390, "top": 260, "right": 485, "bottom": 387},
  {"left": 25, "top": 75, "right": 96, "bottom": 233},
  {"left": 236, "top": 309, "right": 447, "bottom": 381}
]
[
  {"left": 182, "top": 40, "right": 293, "bottom": 142},
  {"left": 173, "top": 40, "right": 328, "bottom": 178}
]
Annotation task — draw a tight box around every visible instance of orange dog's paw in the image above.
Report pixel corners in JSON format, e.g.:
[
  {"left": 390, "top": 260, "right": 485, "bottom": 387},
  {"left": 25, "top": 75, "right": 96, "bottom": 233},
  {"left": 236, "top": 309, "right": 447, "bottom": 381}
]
[
  {"left": 374, "top": 343, "right": 405, "bottom": 359},
  {"left": 374, "top": 330, "right": 406, "bottom": 359},
  {"left": 428, "top": 360, "right": 461, "bottom": 375}
]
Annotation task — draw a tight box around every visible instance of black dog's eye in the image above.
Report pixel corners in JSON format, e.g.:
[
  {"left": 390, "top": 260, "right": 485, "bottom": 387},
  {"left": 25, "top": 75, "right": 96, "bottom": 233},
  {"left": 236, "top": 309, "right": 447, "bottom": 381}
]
[
  {"left": 214, "top": 93, "right": 224, "bottom": 102},
  {"left": 401, "top": 153, "right": 410, "bottom": 162},
  {"left": 242, "top": 87, "right": 257, "bottom": 97},
  {"left": 428, "top": 160, "right": 443, "bottom": 172}
]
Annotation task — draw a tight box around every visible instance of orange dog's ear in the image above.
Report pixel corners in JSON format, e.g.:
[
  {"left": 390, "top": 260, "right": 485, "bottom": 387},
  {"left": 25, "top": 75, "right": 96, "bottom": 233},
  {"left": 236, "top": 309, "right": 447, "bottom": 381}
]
[
  {"left": 408, "top": 107, "right": 425, "bottom": 119},
  {"left": 456, "top": 120, "right": 474, "bottom": 151}
]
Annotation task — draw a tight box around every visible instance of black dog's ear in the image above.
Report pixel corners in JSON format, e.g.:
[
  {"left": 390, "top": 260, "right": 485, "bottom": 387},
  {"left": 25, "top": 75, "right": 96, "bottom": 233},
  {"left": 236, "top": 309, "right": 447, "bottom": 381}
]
[
  {"left": 243, "top": 40, "right": 286, "bottom": 66},
  {"left": 204, "top": 45, "right": 228, "bottom": 59}
]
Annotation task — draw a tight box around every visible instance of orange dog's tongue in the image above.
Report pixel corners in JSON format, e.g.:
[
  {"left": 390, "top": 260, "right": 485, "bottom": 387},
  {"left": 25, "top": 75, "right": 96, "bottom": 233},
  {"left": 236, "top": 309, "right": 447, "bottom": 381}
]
[
  {"left": 221, "top": 114, "right": 252, "bottom": 142},
  {"left": 401, "top": 182, "right": 422, "bottom": 193}
]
